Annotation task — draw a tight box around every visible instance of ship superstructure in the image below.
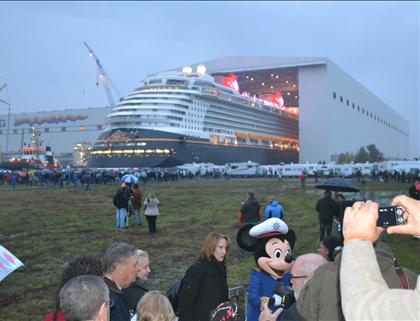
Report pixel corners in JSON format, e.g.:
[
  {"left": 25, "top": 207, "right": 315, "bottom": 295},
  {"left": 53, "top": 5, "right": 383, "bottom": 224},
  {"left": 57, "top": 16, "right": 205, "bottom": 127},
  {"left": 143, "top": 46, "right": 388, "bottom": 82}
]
[{"left": 89, "top": 65, "right": 299, "bottom": 168}]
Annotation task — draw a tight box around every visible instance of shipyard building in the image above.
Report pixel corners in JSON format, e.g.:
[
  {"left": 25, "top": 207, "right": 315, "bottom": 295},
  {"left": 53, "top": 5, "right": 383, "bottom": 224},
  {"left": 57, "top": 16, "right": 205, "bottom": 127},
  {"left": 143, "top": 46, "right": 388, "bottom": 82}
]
[{"left": 0, "top": 57, "right": 409, "bottom": 165}]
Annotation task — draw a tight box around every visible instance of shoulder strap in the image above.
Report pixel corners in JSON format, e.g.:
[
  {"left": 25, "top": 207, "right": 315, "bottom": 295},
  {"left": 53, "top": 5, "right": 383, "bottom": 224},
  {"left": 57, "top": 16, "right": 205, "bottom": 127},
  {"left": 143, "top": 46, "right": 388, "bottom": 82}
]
[{"left": 395, "top": 266, "right": 410, "bottom": 289}]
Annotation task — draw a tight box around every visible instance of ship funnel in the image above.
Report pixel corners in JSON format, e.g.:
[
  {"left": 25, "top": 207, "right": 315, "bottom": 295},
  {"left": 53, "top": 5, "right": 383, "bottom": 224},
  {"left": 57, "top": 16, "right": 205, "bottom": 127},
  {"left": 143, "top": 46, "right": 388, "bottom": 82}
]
[
  {"left": 182, "top": 66, "right": 193, "bottom": 74},
  {"left": 196, "top": 64, "right": 207, "bottom": 75}
]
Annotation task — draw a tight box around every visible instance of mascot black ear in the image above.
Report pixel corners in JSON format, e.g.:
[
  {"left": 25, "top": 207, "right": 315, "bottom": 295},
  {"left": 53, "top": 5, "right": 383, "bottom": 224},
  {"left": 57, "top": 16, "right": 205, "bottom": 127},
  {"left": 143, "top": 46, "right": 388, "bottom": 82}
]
[
  {"left": 236, "top": 224, "right": 257, "bottom": 252},
  {"left": 286, "top": 229, "right": 296, "bottom": 250}
]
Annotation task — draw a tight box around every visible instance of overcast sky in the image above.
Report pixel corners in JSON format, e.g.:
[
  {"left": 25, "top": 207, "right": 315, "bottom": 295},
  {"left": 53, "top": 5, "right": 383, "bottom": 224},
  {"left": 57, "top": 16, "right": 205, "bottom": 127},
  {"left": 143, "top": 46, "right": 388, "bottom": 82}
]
[{"left": 0, "top": 1, "right": 419, "bottom": 156}]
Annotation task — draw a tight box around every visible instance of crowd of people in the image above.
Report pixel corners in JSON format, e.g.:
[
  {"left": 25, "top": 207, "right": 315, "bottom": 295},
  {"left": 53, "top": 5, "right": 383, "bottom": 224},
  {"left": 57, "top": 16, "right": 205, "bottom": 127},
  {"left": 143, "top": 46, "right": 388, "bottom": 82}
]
[{"left": 38, "top": 183, "right": 420, "bottom": 321}]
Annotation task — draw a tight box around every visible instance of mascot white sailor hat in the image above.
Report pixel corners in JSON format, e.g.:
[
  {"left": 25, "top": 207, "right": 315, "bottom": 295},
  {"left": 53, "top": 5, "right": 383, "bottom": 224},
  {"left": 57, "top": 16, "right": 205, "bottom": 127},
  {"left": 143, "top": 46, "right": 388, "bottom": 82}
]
[{"left": 249, "top": 218, "right": 289, "bottom": 238}]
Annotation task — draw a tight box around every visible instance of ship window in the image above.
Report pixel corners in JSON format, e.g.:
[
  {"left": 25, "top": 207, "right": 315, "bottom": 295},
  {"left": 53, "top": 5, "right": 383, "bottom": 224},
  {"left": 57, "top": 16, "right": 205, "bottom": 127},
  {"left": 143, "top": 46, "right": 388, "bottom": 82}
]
[
  {"left": 13, "top": 129, "right": 17, "bottom": 134},
  {"left": 61, "top": 127, "right": 66, "bottom": 132},
  {"left": 45, "top": 128, "right": 49, "bottom": 133},
  {"left": 97, "top": 124, "right": 102, "bottom": 130}
]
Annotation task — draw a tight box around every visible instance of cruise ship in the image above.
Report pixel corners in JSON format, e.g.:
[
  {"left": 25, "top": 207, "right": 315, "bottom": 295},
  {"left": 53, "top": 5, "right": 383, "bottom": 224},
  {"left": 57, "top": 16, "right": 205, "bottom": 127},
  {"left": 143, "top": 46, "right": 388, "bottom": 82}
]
[{"left": 88, "top": 65, "right": 299, "bottom": 168}]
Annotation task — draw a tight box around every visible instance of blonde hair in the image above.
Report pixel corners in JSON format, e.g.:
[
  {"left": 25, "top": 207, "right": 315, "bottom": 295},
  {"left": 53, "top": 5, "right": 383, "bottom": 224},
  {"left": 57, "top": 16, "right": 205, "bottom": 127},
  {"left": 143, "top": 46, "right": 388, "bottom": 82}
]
[
  {"left": 200, "top": 232, "right": 230, "bottom": 263},
  {"left": 136, "top": 291, "right": 175, "bottom": 321}
]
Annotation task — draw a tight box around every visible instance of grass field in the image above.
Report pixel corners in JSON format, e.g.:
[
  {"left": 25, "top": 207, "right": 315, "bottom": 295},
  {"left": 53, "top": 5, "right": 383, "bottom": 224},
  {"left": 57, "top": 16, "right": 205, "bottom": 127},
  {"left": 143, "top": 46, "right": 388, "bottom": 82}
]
[{"left": 0, "top": 178, "right": 419, "bottom": 320}]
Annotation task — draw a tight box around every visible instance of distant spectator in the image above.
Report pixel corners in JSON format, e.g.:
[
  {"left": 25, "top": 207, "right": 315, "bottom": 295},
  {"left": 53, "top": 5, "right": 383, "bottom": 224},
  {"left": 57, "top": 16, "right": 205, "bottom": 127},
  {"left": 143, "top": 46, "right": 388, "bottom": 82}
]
[
  {"left": 299, "top": 172, "right": 307, "bottom": 188},
  {"left": 113, "top": 184, "right": 130, "bottom": 229},
  {"left": 263, "top": 197, "right": 284, "bottom": 220},
  {"left": 408, "top": 179, "right": 420, "bottom": 200},
  {"left": 102, "top": 242, "right": 140, "bottom": 321},
  {"left": 136, "top": 290, "right": 175, "bottom": 321},
  {"left": 317, "top": 235, "right": 343, "bottom": 262},
  {"left": 239, "top": 192, "right": 261, "bottom": 225},
  {"left": 144, "top": 193, "right": 160, "bottom": 234},
  {"left": 315, "top": 190, "right": 339, "bottom": 241},
  {"left": 131, "top": 184, "right": 143, "bottom": 226},
  {"left": 43, "top": 257, "right": 102, "bottom": 321},
  {"left": 59, "top": 275, "right": 110, "bottom": 321}
]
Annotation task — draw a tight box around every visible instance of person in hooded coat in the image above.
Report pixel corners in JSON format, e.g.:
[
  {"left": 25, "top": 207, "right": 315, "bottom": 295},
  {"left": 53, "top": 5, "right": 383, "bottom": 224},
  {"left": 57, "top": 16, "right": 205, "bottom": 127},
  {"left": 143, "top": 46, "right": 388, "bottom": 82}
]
[{"left": 263, "top": 197, "right": 284, "bottom": 220}]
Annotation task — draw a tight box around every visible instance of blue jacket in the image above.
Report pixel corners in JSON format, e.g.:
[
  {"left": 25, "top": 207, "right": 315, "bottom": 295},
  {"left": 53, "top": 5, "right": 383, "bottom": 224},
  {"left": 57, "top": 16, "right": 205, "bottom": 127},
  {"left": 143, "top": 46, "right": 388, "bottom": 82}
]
[
  {"left": 263, "top": 201, "right": 284, "bottom": 220},
  {"left": 247, "top": 270, "right": 291, "bottom": 321}
]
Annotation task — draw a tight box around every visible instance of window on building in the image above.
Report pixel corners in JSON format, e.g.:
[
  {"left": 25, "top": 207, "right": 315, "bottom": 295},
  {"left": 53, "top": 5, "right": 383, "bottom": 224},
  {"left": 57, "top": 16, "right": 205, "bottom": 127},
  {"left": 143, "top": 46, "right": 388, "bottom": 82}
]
[
  {"left": 346, "top": 99, "right": 349, "bottom": 106},
  {"left": 352, "top": 103, "right": 355, "bottom": 109},
  {"left": 13, "top": 129, "right": 17, "bottom": 134},
  {"left": 340, "top": 96, "right": 343, "bottom": 103},
  {"left": 61, "top": 127, "right": 66, "bottom": 132},
  {"left": 333, "top": 92, "right": 337, "bottom": 99},
  {"left": 45, "top": 128, "right": 49, "bottom": 133},
  {"left": 357, "top": 106, "right": 360, "bottom": 111},
  {"left": 0, "top": 130, "right": 2, "bottom": 135}
]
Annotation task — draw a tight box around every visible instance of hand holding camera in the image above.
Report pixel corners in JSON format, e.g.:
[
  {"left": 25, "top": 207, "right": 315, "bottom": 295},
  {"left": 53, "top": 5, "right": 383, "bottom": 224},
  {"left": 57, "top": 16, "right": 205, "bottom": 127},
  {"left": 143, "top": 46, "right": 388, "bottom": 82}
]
[
  {"left": 343, "top": 201, "right": 384, "bottom": 243},
  {"left": 388, "top": 195, "right": 420, "bottom": 236},
  {"left": 268, "top": 284, "right": 296, "bottom": 309},
  {"left": 343, "top": 195, "right": 420, "bottom": 243}
]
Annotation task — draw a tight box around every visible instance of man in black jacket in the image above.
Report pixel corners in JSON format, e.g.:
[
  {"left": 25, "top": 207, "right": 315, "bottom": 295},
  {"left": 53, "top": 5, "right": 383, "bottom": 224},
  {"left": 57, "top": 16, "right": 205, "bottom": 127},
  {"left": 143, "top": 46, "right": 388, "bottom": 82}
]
[
  {"left": 103, "top": 242, "right": 140, "bottom": 321},
  {"left": 239, "top": 192, "right": 261, "bottom": 225},
  {"left": 113, "top": 184, "right": 130, "bottom": 229},
  {"left": 315, "top": 190, "right": 339, "bottom": 241}
]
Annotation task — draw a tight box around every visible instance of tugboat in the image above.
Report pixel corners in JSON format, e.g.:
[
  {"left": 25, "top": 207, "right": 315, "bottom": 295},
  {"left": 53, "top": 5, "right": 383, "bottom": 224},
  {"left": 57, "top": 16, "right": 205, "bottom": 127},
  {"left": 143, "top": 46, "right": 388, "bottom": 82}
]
[{"left": 7, "top": 127, "right": 59, "bottom": 169}]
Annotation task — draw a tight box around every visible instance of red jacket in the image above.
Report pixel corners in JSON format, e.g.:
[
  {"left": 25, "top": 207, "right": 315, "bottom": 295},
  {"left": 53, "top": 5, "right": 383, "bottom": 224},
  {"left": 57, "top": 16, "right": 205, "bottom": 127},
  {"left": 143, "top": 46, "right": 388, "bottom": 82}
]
[{"left": 43, "top": 310, "right": 66, "bottom": 321}]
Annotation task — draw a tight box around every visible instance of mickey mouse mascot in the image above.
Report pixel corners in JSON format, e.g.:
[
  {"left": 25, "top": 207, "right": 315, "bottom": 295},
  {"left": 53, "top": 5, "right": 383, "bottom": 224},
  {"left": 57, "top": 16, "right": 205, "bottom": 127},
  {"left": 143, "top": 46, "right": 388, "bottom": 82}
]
[{"left": 237, "top": 218, "right": 296, "bottom": 321}]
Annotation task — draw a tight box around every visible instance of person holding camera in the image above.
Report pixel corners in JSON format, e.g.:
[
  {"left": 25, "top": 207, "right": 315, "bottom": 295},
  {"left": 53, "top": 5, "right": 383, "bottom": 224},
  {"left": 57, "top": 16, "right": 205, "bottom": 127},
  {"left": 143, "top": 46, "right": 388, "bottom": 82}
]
[{"left": 341, "top": 195, "right": 420, "bottom": 320}]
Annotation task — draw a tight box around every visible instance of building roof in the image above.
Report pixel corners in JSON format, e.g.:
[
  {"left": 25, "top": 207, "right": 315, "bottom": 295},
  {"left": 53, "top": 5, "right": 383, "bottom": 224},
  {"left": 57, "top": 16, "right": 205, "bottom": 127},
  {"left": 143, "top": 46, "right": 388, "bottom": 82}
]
[{"left": 172, "top": 56, "right": 328, "bottom": 74}]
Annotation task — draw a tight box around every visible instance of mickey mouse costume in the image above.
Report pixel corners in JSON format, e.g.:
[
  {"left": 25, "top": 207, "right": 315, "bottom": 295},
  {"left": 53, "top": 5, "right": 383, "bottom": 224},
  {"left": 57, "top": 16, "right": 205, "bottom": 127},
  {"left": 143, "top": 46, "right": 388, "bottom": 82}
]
[{"left": 237, "top": 218, "right": 296, "bottom": 321}]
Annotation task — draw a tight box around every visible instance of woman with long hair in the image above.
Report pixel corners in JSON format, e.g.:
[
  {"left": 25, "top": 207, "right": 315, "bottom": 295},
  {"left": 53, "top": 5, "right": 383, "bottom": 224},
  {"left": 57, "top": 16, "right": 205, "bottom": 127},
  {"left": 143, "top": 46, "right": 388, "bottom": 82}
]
[{"left": 178, "top": 232, "right": 230, "bottom": 321}]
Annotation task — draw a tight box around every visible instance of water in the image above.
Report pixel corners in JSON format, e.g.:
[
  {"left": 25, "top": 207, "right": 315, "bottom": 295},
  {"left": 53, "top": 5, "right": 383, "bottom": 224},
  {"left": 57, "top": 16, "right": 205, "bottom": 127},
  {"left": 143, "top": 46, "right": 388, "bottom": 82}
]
[{"left": 305, "top": 189, "right": 405, "bottom": 206}]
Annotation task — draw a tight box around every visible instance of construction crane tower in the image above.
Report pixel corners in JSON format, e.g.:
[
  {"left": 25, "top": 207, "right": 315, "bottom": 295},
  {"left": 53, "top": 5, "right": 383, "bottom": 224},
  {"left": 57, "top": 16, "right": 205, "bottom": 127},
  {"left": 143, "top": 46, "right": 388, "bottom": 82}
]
[{"left": 83, "top": 41, "right": 122, "bottom": 108}]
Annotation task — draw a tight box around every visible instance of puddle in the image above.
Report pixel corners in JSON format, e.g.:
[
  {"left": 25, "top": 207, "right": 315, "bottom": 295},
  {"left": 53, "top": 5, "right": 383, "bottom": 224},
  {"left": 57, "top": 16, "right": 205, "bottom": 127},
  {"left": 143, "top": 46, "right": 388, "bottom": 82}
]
[{"left": 305, "top": 189, "right": 405, "bottom": 206}]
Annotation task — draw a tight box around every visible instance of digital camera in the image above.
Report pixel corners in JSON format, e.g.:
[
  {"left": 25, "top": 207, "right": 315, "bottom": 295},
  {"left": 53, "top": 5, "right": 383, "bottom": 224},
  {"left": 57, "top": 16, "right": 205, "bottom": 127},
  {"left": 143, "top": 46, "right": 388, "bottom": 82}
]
[
  {"left": 270, "top": 284, "right": 296, "bottom": 309},
  {"left": 377, "top": 205, "right": 405, "bottom": 228},
  {"left": 342, "top": 201, "right": 406, "bottom": 228}
]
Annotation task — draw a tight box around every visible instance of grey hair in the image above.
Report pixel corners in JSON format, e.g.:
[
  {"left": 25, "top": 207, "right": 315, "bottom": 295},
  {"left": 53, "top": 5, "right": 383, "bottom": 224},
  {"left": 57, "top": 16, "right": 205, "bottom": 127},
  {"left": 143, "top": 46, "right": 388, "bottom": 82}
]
[
  {"left": 102, "top": 242, "right": 139, "bottom": 274},
  {"left": 60, "top": 275, "right": 108, "bottom": 321},
  {"left": 137, "top": 249, "right": 149, "bottom": 262}
]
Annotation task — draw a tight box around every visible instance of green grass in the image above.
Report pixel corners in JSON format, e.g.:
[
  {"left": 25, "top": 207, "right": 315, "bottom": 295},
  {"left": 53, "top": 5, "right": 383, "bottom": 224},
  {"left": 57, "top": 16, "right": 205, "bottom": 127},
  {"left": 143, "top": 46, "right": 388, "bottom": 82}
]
[{"left": 0, "top": 178, "right": 418, "bottom": 320}]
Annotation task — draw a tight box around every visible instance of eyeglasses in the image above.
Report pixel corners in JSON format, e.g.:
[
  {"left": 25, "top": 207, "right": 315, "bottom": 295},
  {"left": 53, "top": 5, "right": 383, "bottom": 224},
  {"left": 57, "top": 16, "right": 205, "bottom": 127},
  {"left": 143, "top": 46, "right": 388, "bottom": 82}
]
[{"left": 105, "top": 299, "right": 114, "bottom": 308}]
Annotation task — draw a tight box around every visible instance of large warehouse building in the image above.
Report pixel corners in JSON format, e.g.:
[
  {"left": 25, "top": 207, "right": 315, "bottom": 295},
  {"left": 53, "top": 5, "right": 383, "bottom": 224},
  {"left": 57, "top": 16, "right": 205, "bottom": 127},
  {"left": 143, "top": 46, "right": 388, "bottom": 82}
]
[{"left": 0, "top": 57, "right": 409, "bottom": 165}]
